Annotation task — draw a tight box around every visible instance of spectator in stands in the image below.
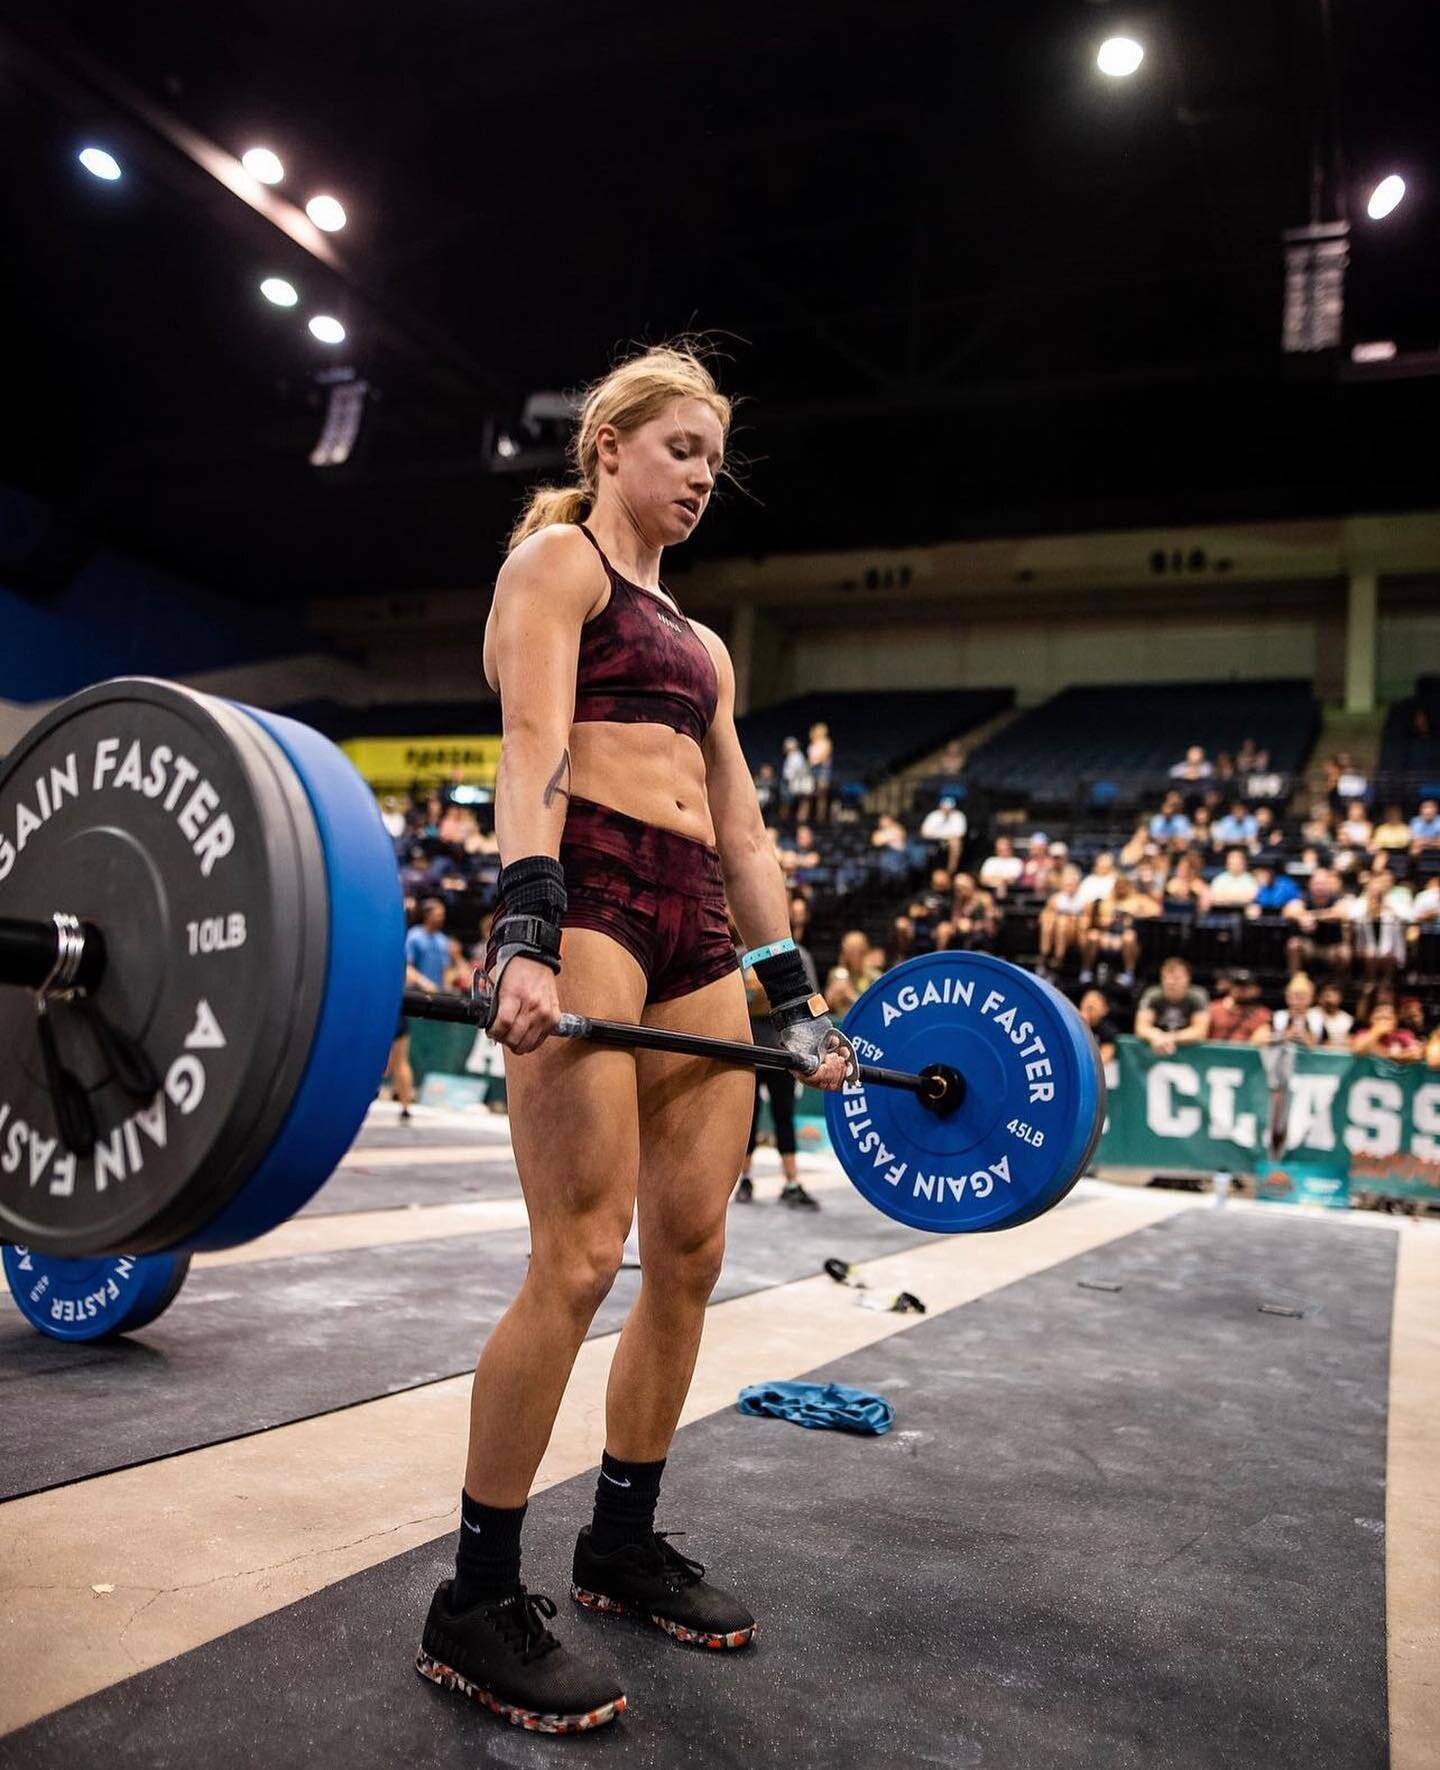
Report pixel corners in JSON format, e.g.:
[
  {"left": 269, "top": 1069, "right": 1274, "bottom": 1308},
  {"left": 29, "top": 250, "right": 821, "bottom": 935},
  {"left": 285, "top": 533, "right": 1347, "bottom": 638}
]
[
  {"left": 1037, "top": 863, "right": 1087, "bottom": 981},
  {"left": 780, "top": 736, "right": 811, "bottom": 825},
  {"left": 779, "top": 822, "right": 821, "bottom": 878},
  {"left": 404, "top": 898, "right": 451, "bottom": 997},
  {"left": 1207, "top": 970, "right": 1272, "bottom": 1044},
  {"left": 938, "top": 737, "right": 965, "bottom": 775},
  {"left": 788, "top": 893, "right": 812, "bottom": 948},
  {"left": 1301, "top": 803, "right": 1336, "bottom": 848},
  {"left": 907, "top": 868, "right": 954, "bottom": 951},
  {"left": 1019, "top": 834, "right": 1058, "bottom": 894},
  {"left": 1235, "top": 737, "right": 1260, "bottom": 774},
  {"left": 870, "top": 812, "right": 910, "bottom": 879},
  {"left": 1283, "top": 868, "right": 1348, "bottom": 976},
  {"left": 1272, "top": 974, "right": 1325, "bottom": 1047},
  {"left": 1119, "top": 820, "right": 1152, "bottom": 869},
  {"left": 1398, "top": 996, "right": 1430, "bottom": 1043},
  {"left": 1325, "top": 753, "right": 1368, "bottom": 805},
  {"left": 1189, "top": 804, "right": 1215, "bottom": 849},
  {"left": 1076, "top": 851, "right": 1118, "bottom": 910},
  {"left": 1213, "top": 800, "right": 1259, "bottom": 849},
  {"left": 735, "top": 937, "right": 822, "bottom": 1209},
  {"left": 1078, "top": 989, "right": 1119, "bottom": 1065},
  {"left": 1245, "top": 859, "right": 1302, "bottom": 919},
  {"left": 1213, "top": 751, "right": 1235, "bottom": 783},
  {"left": 1131, "top": 855, "right": 1168, "bottom": 901},
  {"left": 806, "top": 722, "right": 834, "bottom": 824},
  {"left": 752, "top": 762, "right": 778, "bottom": 821},
  {"left": 1252, "top": 805, "right": 1286, "bottom": 863},
  {"left": 1169, "top": 745, "right": 1213, "bottom": 781},
  {"left": 824, "top": 931, "right": 883, "bottom": 1019},
  {"left": 1409, "top": 878, "right": 1440, "bottom": 961},
  {"left": 1347, "top": 874, "right": 1409, "bottom": 983},
  {"left": 1149, "top": 791, "right": 1192, "bottom": 845},
  {"left": 1077, "top": 877, "right": 1152, "bottom": 989},
  {"left": 1338, "top": 800, "right": 1373, "bottom": 849},
  {"left": 1351, "top": 1001, "right": 1424, "bottom": 1063},
  {"left": 979, "top": 834, "right": 1023, "bottom": 897},
  {"left": 1209, "top": 848, "right": 1260, "bottom": 909},
  {"left": 1411, "top": 798, "right": 1440, "bottom": 852},
  {"left": 1373, "top": 803, "right": 1412, "bottom": 852},
  {"left": 1135, "top": 957, "right": 1210, "bottom": 1055},
  {"left": 936, "top": 874, "right": 999, "bottom": 954},
  {"left": 864, "top": 941, "right": 888, "bottom": 978},
  {"left": 919, "top": 794, "right": 967, "bottom": 873},
  {"left": 1163, "top": 853, "right": 1211, "bottom": 914},
  {"left": 401, "top": 844, "right": 444, "bottom": 903},
  {"left": 888, "top": 915, "right": 916, "bottom": 967},
  {"left": 421, "top": 795, "right": 444, "bottom": 837},
  {"left": 380, "top": 794, "right": 406, "bottom": 841},
  {"left": 1317, "top": 981, "right": 1353, "bottom": 1047}
]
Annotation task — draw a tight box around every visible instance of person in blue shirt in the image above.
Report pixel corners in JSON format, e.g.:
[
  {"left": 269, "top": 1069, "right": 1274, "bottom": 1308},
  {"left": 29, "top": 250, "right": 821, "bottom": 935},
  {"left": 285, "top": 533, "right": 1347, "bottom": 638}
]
[
  {"left": 1410, "top": 798, "right": 1440, "bottom": 848},
  {"left": 1245, "top": 861, "right": 1302, "bottom": 918},
  {"left": 1213, "top": 799, "right": 1259, "bottom": 848},
  {"left": 405, "top": 897, "right": 453, "bottom": 995},
  {"left": 1148, "top": 790, "right": 1193, "bottom": 844}
]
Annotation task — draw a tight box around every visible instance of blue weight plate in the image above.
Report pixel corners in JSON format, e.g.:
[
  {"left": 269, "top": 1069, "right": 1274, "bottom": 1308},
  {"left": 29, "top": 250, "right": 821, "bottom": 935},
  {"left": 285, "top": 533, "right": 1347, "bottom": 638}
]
[
  {"left": 824, "top": 952, "right": 1105, "bottom": 1234},
  {"left": 184, "top": 705, "right": 404, "bottom": 1249},
  {"left": 3, "top": 1243, "right": 190, "bottom": 1341},
  {"left": 994, "top": 969, "right": 1108, "bottom": 1229}
]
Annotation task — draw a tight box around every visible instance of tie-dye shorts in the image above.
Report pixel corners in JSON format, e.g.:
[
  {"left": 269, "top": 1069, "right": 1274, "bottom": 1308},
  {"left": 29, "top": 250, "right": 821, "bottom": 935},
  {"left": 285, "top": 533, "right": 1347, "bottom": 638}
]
[{"left": 488, "top": 797, "right": 739, "bottom": 1005}]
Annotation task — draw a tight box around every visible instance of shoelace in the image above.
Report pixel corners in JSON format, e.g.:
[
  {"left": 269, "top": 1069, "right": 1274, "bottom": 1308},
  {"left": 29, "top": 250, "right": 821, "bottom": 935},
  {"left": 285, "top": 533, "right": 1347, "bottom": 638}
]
[
  {"left": 653, "top": 1532, "right": 705, "bottom": 1590},
  {"left": 492, "top": 1590, "right": 561, "bottom": 1664}
]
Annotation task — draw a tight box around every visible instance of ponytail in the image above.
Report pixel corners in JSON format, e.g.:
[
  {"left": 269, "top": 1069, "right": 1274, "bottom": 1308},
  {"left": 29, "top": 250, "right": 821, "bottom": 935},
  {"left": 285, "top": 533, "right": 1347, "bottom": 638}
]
[{"left": 507, "top": 484, "right": 591, "bottom": 553}]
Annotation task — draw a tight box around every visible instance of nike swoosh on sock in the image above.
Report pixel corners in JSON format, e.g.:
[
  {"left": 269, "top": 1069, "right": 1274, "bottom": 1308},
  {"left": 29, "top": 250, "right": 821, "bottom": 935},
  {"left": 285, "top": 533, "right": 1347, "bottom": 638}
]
[{"left": 599, "top": 1472, "right": 632, "bottom": 1488}]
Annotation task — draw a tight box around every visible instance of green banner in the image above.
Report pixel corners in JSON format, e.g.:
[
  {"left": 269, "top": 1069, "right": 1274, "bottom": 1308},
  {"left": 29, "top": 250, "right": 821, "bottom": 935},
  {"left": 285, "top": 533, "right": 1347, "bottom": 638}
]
[{"left": 1098, "top": 1038, "right": 1440, "bottom": 1204}]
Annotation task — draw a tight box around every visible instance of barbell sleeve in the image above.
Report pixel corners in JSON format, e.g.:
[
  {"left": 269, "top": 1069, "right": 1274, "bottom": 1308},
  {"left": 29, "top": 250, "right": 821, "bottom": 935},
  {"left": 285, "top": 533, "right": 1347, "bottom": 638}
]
[
  {"left": 0, "top": 915, "right": 107, "bottom": 996},
  {"left": 401, "top": 987, "right": 959, "bottom": 1108}
]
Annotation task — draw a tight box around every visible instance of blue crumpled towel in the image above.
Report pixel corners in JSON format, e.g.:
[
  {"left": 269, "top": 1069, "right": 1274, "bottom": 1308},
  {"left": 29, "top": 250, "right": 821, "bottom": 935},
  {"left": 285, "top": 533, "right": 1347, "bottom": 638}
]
[{"left": 736, "top": 1380, "right": 893, "bottom": 1436}]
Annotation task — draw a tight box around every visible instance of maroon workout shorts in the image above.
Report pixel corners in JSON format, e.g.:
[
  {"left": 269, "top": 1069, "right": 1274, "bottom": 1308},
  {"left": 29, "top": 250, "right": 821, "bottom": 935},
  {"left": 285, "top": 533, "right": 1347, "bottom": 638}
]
[{"left": 488, "top": 796, "right": 739, "bottom": 1005}]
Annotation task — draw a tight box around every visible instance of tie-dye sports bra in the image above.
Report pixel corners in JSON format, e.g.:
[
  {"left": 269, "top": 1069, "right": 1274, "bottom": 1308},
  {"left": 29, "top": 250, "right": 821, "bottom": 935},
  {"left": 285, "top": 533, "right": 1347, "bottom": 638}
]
[{"left": 570, "top": 524, "right": 718, "bottom": 747}]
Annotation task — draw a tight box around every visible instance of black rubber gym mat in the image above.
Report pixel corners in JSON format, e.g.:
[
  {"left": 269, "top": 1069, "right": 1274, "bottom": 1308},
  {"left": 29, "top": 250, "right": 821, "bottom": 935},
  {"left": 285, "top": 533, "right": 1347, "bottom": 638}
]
[
  {"left": 1, "top": 1209, "right": 1392, "bottom": 1768},
  {"left": 0, "top": 1179, "right": 938, "bottom": 1500}
]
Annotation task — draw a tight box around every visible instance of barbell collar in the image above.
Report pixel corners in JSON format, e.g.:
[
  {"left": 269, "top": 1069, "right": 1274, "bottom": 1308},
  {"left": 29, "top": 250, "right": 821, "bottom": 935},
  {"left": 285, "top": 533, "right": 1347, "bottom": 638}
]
[{"left": 0, "top": 915, "right": 107, "bottom": 997}]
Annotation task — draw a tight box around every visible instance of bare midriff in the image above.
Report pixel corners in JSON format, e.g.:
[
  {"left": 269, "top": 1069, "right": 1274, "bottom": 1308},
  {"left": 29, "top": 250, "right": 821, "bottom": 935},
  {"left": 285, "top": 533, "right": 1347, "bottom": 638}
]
[{"left": 568, "top": 721, "right": 715, "bottom": 846}]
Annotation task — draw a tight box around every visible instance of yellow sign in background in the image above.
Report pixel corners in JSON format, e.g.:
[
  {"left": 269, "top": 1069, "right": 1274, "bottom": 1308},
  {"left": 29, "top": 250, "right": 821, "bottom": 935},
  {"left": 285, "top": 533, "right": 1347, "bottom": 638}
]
[{"left": 341, "top": 735, "right": 503, "bottom": 790}]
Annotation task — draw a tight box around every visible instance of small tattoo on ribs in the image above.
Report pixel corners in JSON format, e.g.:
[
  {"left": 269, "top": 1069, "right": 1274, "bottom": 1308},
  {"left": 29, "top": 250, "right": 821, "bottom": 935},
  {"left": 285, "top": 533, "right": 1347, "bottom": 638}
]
[{"left": 542, "top": 749, "right": 572, "bottom": 809}]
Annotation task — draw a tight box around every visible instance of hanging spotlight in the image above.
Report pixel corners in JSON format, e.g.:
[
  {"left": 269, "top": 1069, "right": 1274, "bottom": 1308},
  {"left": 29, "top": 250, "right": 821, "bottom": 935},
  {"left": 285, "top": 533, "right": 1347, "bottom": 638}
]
[
  {"left": 305, "top": 194, "right": 347, "bottom": 232},
  {"left": 1097, "top": 37, "right": 1144, "bottom": 77},
  {"left": 242, "top": 147, "right": 285, "bottom": 184},
  {"left": 78, "top": 147, "right": 122, "bottom": 181},
  {"left": 260, "top": 277, "right": 299, "bottom": 307},
  {"left": 309, "top": 314, "right": 346, "bottom": 344},
  {"left": 1366, "top": 174, "right": 1406, "bottom": 221}
]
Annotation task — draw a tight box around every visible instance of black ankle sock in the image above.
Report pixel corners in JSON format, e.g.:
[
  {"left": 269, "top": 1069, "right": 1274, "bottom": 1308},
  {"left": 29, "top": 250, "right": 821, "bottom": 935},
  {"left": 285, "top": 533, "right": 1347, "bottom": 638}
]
[
  {"left": 589, "top": 1450, "right": 666, "bottom": 1554},
  {"left": 453, "top": 1490, "right": 526, "bottom": 1608}
]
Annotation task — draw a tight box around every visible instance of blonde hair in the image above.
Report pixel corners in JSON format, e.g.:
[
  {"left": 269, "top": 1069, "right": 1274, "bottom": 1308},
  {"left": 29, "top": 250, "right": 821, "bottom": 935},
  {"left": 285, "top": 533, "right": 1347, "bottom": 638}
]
[{"left": 507, "top": 342, "right": 733, "bottom": 552}]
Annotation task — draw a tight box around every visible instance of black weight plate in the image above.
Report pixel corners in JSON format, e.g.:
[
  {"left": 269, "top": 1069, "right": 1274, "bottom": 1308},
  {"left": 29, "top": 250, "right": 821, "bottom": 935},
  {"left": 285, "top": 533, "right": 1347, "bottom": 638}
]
[
  {"left": 133, "top": 695, "right": 331, "bottom": 1253},
  {"left": 0, "top": 679, "right": 312, "bottom": 1255}
]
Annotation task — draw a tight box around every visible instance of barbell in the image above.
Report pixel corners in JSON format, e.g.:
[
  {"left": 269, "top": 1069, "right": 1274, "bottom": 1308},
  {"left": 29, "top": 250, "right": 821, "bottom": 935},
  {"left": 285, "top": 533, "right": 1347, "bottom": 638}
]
[{"left": 0, "top": 678, "right": 1105, "bottom": 1341}]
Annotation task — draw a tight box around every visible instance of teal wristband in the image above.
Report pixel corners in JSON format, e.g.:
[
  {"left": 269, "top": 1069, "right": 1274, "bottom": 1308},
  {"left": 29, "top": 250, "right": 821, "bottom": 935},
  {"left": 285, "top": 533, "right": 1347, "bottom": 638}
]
[{"left": 741, "top": 937, "right": 796, "bottom": 970}]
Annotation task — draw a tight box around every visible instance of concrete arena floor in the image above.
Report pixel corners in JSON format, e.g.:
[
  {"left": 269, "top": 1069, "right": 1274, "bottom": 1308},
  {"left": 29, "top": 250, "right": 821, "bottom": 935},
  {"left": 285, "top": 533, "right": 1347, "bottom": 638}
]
[{"left": 1, "top": 1104, "right": 1436, "bottom": 1768}]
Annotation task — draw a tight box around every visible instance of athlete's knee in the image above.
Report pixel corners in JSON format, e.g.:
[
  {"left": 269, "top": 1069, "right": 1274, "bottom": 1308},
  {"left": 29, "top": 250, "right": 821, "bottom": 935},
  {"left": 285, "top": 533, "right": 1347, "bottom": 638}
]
[
  {"left": 534, "top": 1226, "right": 627, "bottom": 1318},
  {"left": 647, "top": 1227, "right": 726, "bottom": 1302}
]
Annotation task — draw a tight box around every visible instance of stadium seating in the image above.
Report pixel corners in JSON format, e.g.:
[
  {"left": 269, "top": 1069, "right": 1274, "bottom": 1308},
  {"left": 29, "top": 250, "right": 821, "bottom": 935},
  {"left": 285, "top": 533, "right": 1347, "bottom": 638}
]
[
  {"left": 736, "top": 688, "right": 1011, "bottom": 787},
  {"left": 963, "top": 680, "right": 1319, "bottom": 803}
]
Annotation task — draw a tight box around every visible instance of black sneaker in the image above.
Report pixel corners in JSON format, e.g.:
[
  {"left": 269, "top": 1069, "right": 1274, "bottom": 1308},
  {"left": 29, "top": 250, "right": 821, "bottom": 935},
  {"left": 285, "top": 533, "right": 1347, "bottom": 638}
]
[
  {"left": 734, "top": 1175, "right": 754, "bottom": 1203},
  {"left": 416, "top": 1581, "right": 625, "bottom": 1733},
  {"left": 571, "top": 1527, "right": 756, "bottom": 1650},
  {"left": 779, "top": 1180, "right": 820, "bottom": 1209}
]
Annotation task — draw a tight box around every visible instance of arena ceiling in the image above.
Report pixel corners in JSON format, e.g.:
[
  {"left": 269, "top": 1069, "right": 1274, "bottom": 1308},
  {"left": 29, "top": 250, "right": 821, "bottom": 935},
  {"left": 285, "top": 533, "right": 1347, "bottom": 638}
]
[{"left": 1, "top": 0, "right": 1436, "bottom": 601}]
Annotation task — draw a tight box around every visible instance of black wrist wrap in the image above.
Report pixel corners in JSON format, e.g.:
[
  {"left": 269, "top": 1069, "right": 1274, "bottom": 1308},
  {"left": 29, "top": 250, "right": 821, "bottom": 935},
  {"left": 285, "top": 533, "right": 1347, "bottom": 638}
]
[
  {"left": 498, "top": 855, "right": 567, "bottom": 925},
  {"left": 754, "top": 946, "right": 824, "bottom": 1027}
]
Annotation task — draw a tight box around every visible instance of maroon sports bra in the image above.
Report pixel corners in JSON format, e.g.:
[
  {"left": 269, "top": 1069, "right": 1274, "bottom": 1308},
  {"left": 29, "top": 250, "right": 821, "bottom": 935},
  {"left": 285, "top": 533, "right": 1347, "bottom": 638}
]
[{"left": 570, "top": 525, "right": 718, "bottom": 746}]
